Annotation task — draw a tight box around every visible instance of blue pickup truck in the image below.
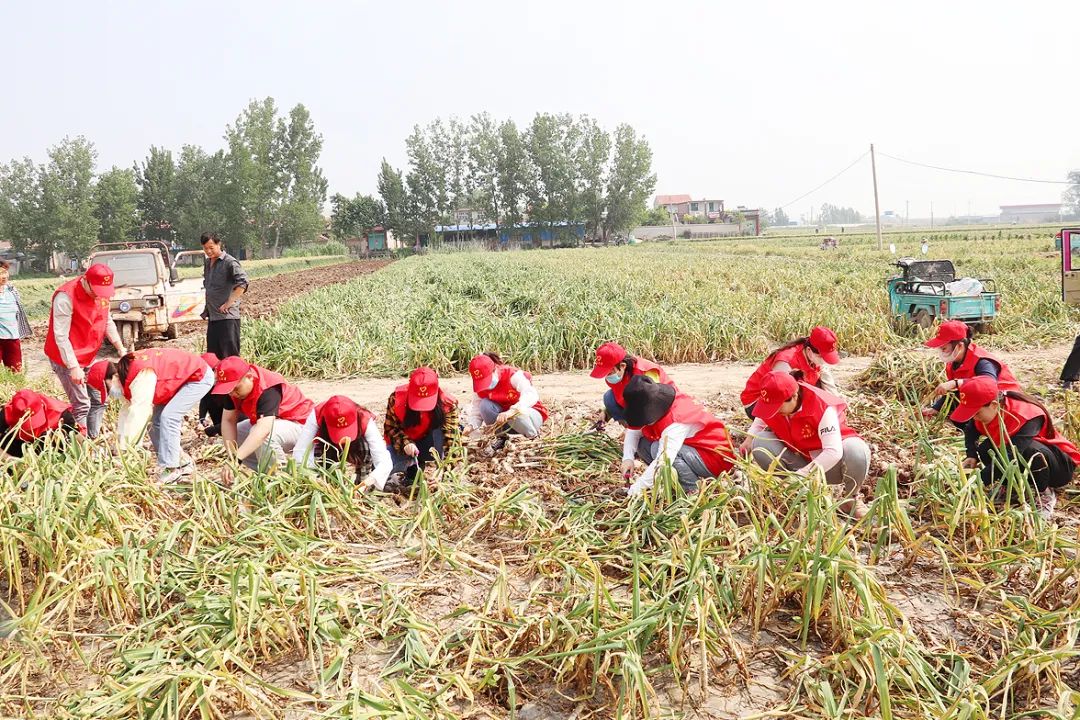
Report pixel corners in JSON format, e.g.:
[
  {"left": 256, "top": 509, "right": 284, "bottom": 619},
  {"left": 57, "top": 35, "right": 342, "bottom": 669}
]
[{"left": 888, "top": 258, "right": 1000, "bottom": 332}]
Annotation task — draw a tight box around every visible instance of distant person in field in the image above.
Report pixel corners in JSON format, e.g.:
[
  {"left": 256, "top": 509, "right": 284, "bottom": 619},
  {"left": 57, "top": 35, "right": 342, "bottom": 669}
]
[
  {"left": 44, "top": 263, "right": 128, "bottom": 437},
  {"left": 744, "top": 370, "right": 871, "bottom": 519},
  {"left": 949, "top": 376, "right": 1076, "bottom": 520},
  {"left": 384, "top": 367, "right": 462, "bottom": 486},
  {"left": 1058, "top": 336, "right": 1080, "bottom": 391},
  {"left": 464, "top": 352, "right": 547, "bottom": 457},
  {"left": 312, "top": 395, "right": 393, "bottom": 491},
  {"left": 740, "top": 326, "right": 841, "bottom": 419},
  {"left": 589, "top": 342, "right": 676, "bottom": 427},
  {"left": 87, "top": 349, "right": 216, "bottom": 484},
  {"left": 200, "top": 232, "right": 248, "bottom": 433},
  {"left": 0, "top": 260, "right": 33, "bottom": 372},
  {"left": 923, "top": 321, "right": 1020, "bottom": 422},
  {"left": 0, "top": 389, "right": 79, "bottom": 459},
  {"left": 620, "top": 376, "right": 734, "bottom": 496}
]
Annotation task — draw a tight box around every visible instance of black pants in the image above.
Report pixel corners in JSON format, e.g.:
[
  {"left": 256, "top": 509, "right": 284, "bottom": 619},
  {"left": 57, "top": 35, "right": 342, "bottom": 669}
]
[
  {"left": 977, "top": 439, "right": 1075, "bottom": 491},
  {"left": 1061, "top": 336, "right": 1080, "bottom": 382},
  {"left": 201, "top": 319, "right": 241, "bottom": 426}
]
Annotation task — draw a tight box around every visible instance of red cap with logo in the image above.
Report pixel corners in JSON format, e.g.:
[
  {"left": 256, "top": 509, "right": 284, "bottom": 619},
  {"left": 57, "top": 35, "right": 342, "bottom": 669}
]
[
  {"left": 211, "top": 356, "right": 251, "bottom": 395},
  {"left": 86, "top": 360, "right": 110, "bottom": 404},
  {"left": 925, "top": 320, "right": 969, "bottom": 349},
  {"left": 84, "top": 263, "right": 116, "bottom": 299},
  {"left": 590, "top": 342, "right": 628, "bottom": 379},
  {"left": 200, "top": 352, "right": 221, "bottom": 369},
  {"left": 4, "top": 389, "right": 49, "bottom": 441},
  {"left": 808, "top": 326, "right": 840, "bottom": 365},
  {"left": 949, "top": 375, "right": 1000, "bottom": 423},
  {"left": 320, "top": 395, "right": 359, "bottom": 445},
  {"left": 469, "top": 354, "right": 496, "bottom": 393},
  {"left": 752, "top": 371, "right": 800, "bottom": 420},
  {"left": 408, "top": 367, "right": 440, "bottom": 412}
]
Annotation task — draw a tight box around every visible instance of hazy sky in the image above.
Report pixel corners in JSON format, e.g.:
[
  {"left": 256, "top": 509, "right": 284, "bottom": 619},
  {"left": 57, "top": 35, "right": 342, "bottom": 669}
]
[{"left": 2, "top": 0, "right": 1077, "bottom": 221}]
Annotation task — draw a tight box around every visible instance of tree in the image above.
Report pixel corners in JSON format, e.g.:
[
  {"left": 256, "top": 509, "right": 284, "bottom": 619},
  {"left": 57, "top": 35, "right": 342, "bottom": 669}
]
[
  {"left": 525, "top": 113, "right": 578, "bottom": 233},
  {"left": 496, "top": 119, "right": 529, "bottom": 230},
  {"left": 1066, "top": 170, "right": 1080, "bottom": 217},
  {"left": 330, "top": 193, "right": 385, "bottom": 240},
  {"left": 377, "top": 159, "right": 408, "bottom": 241},
  {"left": 175, "top": 145, "right": 227, "bottom": 247},
  {"left": 602, "top": 124, "right": 656, "bottom": 239},
  {"left": 135, "top": 146, "right": 178, "bottom": 242},
  {"left": 640, "top": 206, "right": 672, "bottom": 226},
  {"left": 771, "top": 207, "right": 791, "bottom": 227},
  {"left": 404, "top": 124, "right": 443, "bottom": 235},
  {"left": 818, "top": 203, "right": 862, "bottom": 224},
  {"left": 575, "top": 116, "right": 611, "bottom": 240},
  {"left": 94, "top": 166, "right": 139, "bottom": 244},
  {"left": 467, "top": 113, "right": 501, "bottom": 230},
  {"left": 0, "top": 158, "right": 50, "bottom": 266},
  {"left": 44, "top": 136, "right": 98, "bottom": 262},
  {"left": 271, "top": 103, "right": 327, "bottom": 254}
]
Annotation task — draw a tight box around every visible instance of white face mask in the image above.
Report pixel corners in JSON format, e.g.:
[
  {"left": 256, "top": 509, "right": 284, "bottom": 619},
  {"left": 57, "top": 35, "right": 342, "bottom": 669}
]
[
  {"left": 605, "top": 371, "right": 623, "bottom": 384},
  {"left": 488, "top": 373, "right": 499, "bottom": 390},
  {"left": 938, "top": 347, "right": 955, "bottom": 364},
  {"left": 109, "top": 383, "right": 124, "bottom": 399}
]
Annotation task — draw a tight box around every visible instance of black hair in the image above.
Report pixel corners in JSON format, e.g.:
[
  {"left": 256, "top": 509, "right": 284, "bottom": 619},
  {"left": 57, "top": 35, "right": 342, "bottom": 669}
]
[
  {"left": 621, "top": 355, "right": 637, "bottom": 380},
  {"left": 316, "top": 421, "right": 371, "bottom": 470},
  {"left": 764, "top": 337, "right": 810, "bottom": 365},
  {"left": 1000, "top": 390, "right": 1059, "bottom": 437},
  {"left": 199, "top": 232, "right": 221, "bottom": 246},
  {"left": 404, "top": 394, "right": 447, "bottom": 431},
  {"left": 481, "top": 352, "right": 503, "bottom": 365}
]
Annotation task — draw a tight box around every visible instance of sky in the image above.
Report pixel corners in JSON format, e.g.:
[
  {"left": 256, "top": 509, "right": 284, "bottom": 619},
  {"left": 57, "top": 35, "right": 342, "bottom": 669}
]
[{"left": 1, "top": 0, "right": 1077, "bottom": 222}]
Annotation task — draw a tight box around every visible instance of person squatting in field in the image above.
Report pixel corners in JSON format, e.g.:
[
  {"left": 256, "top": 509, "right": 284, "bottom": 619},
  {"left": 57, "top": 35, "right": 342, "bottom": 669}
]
[
  {"left": 590, "top": 341, "right": 676, "bottom": 427},
  {"left": 0, "top": 389, "right": 80, "bottom": 459},
  {"left": 740, "top": 326, "right": 841, "bottom": 418},
  {"left": 384, "top": 367, "right": 462, "bottom": 486},
  {"left": 313, "top": 394, "right": 394, "bottom": 492},
  {"left": 87, "top": 349, "right": 215, "bottom": 484},
  {"left": 465, "top": 352, "right": 547, "bottom": 457},
  {"left": 949, "top": 376, "right": 1077, "bottom": 519},
  {"left": 922, "top": 320, "right": 1021, "bottom": 422}
]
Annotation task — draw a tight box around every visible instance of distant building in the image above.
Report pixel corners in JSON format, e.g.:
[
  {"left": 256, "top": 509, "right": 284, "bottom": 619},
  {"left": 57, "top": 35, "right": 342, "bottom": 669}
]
[
  {"left": 999, "top": 203, "right": 1062, "bottom": 224},
  {"left": 653, "top": 194, "right": 726, "bottom": 221}
]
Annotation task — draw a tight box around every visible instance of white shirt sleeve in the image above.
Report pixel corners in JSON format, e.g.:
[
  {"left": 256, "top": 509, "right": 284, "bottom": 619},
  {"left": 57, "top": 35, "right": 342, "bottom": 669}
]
[
  {"left": 509, "top": 371, "right": 539, "bottom": 413},
  {"left": 51, "top": 293, "right": 79, "bottom": 369},
  {"left": 117, "top": 369, "right": 156, "bottom": 448},
  {"left": 465, "top": 397, "right": 484, "bottom": 428},
  {"left": 627, "top": 422, "right": 700, "bottom": 495},
  {"left": 623, "top": 428, "right": 642, "bottom": 461},
  {"left": 799, "top": 406, "right": 843, "bottom": 476},
  {"left": 363, "top": 421, "right": 393, "bottom": 490},
  {"left": 746, "top": 417, "right": 767, "bottom": 438}
]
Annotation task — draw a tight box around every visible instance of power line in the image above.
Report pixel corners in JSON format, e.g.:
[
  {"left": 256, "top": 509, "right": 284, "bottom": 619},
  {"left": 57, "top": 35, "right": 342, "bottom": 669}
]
[
  {"left": 877, "top": 150, "right": 1071, "bottom": 185},
  {"left": 778, "top": 151, "right": 869, "bottom": 210}
]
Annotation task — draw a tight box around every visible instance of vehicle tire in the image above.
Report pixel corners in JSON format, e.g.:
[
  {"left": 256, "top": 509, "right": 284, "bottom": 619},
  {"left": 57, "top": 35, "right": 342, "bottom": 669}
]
[
  {"left": 165, "top": 322, "right": 178, "bottom": 340},
  {"left": 913, "top": 310, "right": 934, "bottom": 330},
  {"left": 974, "top": 322, "right": 994, "bottom": 335},
  {"left": 119, "top": 322, "right": 137, "bottom": 350}
]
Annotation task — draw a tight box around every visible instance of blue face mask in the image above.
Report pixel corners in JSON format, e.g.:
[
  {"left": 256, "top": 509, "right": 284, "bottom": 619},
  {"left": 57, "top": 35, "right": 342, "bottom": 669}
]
[
  {"left": 605, "top": 371, "right": 623, "bottom": 384},
  {"left": 109, "top": 384, "right": 124, "bottom": 399},
  {"left": 488, "top": 373, "right": 499, "bottom": 390}
]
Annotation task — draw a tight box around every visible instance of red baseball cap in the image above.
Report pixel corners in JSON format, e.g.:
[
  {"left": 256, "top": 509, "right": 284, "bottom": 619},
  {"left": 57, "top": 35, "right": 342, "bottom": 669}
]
[
  {"left": 5, "top": 390, "right": 49, "bottom": 441},
  {"left": 211, "top": 356, "right": 251, "bottom": 395},
  {"left": 86, "top": 360, "right": 110, "bottom": 404},
  {"left": 320, "top": 395, "right": 359, "bottom": 445},
  {"left": 808, "top": 326, "right": 840, "bottom": 365},
  {"left": 925, "top": 320, "right": 969, "bottom": 349},
  {"left": 200, "top": 352, "right": 221, "bottom": 369},
  {"left": 752, "top": 371, "right": 799, "bottom": 420},
  {"left": 408, "top": 367, "right": 440, "bottom": 412},
  {"left": 949, "top": 375, "right": 999, "bottom": 423},
  {"left": 590, "top": 342, "right": 628, "bottom": 379},
  {"left": 469, "top": 354, "right": 496, "bottom": 393},
  {"left": 84, "top": 263, "right": 116, "bottom": 299}
]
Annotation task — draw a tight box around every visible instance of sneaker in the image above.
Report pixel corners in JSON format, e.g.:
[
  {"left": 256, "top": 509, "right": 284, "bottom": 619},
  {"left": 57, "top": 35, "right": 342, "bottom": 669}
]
[
  {"left": 160, "top": 463, "right": 194, "bottom": 485},
  {"left": 1035, "top": 488, "right": 1057, "bottom": 520},
  {"left": 484, "top": 435, "right": 508, "bottom": 458},
  {"left": 1061, "top": 380, "right": 1075, "bottom": 392}
]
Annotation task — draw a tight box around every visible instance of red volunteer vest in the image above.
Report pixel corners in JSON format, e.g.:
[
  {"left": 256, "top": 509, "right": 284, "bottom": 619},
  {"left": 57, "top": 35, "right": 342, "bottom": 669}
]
[
  {"left": 238, "top": 366, "right": 313, "bottom": 424},
  {"left": 975, "top": 396, "right": 1080, "bottom": 465},
  {"left": 641, "top": 393, "right": 734, "bottom": 476},
  {"left": 741, "top": 344, "right": 821, "bottom": 406},
  {"left": 7, "top": 392, "right": 72, "bottom": 440},
  {"left": 762, "top": 383, "right": 858, "bottom": 458},
  {"left": 390, "top": 386, "right": 457, "bottom": 441},
  {"left": 946, "top": 344, "right": 1020, "bottom": 392},
  {"left": 44, "top": 278, "right": 111, "bottom": 367},
  {"left": 315, "top": 398, "right": 373, "bottom": 440},
  {"left": 477, "top": 365, "right": 549, "bottom": 421},
  {"left": 123, "top": 348, "right": 209, "bottom": 406},
  {"left": 607, "top": 358, "right": 674, "bottom": 407}
]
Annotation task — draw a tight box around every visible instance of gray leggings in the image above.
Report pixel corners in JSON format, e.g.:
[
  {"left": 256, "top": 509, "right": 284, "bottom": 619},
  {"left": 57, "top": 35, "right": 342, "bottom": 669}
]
[
  {"left": 478, "top": 399, "right": 543, "bottom": 438},
  {"left": 750, "top": 429, "right": 870, "bottom": 497},
  {"left": 636, "top": 436, "right": 713, "bottom": 494}
]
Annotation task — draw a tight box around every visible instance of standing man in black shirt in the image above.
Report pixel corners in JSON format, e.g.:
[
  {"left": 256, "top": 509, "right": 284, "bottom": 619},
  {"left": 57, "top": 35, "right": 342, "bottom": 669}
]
[{"left": 200, "top": 232, "right": 248, "bottom": 433}]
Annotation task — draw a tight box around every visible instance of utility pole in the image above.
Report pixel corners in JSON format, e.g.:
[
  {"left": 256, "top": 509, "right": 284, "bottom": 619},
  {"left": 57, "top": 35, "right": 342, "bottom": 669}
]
[
  {"left": 905, "top": 200, "right": 909, "bottom": 226},
  {"left": 930, "top": 201, "right": 935, "bottom": 229},
  {"left": 870, "top": 144, "right": 883, "bottom": 250},
  {"left": 671, "top": 211, "right": 677, "bottom": 242}
]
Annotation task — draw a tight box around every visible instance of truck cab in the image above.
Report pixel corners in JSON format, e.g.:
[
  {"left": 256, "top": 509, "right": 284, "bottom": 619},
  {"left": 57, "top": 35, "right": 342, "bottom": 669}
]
[
  {"left": 888, "top": 257, "right": 1000, "bottom": 331},
  {"left": 1061, "top": 228, "right": 1080, "bottom": 305}
]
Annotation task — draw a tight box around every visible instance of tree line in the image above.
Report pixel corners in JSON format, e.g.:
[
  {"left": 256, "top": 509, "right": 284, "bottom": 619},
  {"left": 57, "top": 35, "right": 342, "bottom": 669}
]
[
  {"left": 0, "top": 97, "right": 326, "bottom": 269},
  {"left": 331, "top": 113, "right": 656, "bottom": 244}
]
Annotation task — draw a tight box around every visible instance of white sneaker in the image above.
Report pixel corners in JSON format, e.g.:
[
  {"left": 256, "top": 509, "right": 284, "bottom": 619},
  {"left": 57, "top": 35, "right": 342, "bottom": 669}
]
[
  {"left": 1036, "top": 488, "right": 1057, "bottom": 521},
  {"left": 160, "top": 463, "right": 194, "bottom": 485}
]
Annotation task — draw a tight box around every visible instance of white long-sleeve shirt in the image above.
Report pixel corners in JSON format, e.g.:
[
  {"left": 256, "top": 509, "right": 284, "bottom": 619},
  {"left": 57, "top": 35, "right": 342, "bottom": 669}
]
[
  {"left": 51, "top": 285, "right": 124, "bottom": 369},
  {"left": 747, "top": 406, "right": 843, "bottom": 476},
  {"left": 623, "top": 422, "right": 703, "bottom": 495},
  {"left": 466, "top": 370, "right": 539, "bottom": 427},
  {"left": 116, "top": 369, "right": 156, "bottom": 448},
  {"left": 363, "top": 421, "right": 393, "bottom": 490}
]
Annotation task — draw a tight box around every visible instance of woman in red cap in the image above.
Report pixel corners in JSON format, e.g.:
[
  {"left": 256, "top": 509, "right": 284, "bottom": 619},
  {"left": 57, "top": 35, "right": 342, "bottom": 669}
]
[
  {"left": 465, "top": 352, "right": 547, "bottom": 456},
  {"left": 620, "top": 376, "right": 734, "bottom": 496},
  {"left": 740, "top": 326, "right": 841, "bottom": 418},
  {"left": 744, "top": 370, "right": 871, "bottom": 518},
  {"left": 88, "top": 348, "right": 216, "bottom": 483},
  {"left": 0, "top": 389, "right": 78, "bottom": 458},
  {"left": 949, "top": 376, "right": 1076, "bottom": 519},
  {"left": 384, "top": 367, "right": 461, "bottom": 485},
  {"left": 590, "top": 341, "right": 675, "bottom": 427},
  {"left": 313, "top": 395, "right": 393, "bottom": 491},
  {"left": 209, "top": 356, "right": 317, "bottom": 477},
  {"left": 923, "top": 320, "right": 1020, "bottom": 421}
]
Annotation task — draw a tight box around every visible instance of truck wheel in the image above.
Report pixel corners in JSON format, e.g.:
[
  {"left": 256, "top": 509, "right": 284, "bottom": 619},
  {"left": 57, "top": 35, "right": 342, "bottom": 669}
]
[
  {"left": 913, "top": 310, "right": 934, "bottom": 330},
  {"left": 165, "top": 323, "right": 178, "bottom": 340},
  {"left": 974, "top": 322, "right": 994, "bottom": 335},
  {"left": 119, "top": 322, "right": 137, "bottom": 350}
]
